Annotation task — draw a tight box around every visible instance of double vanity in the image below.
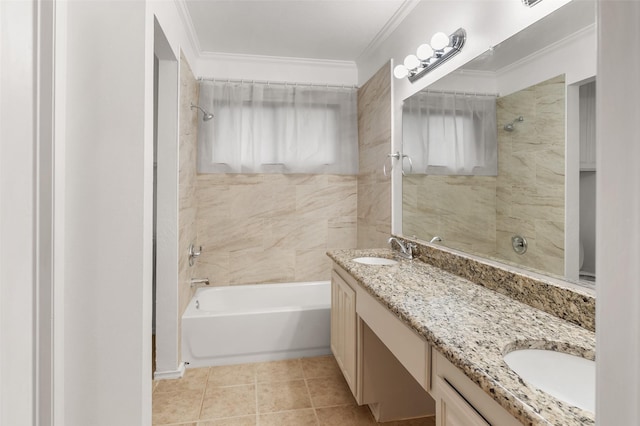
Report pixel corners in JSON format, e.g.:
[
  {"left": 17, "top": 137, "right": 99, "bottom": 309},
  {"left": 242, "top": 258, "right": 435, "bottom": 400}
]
[{"left": 327, "top": 244, "right": 595, "bottom": 426}]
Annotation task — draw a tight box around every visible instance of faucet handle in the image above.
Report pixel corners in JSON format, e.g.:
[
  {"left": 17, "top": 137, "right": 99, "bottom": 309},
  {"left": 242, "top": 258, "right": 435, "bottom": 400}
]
[{"left": 188, "top": 243, "right": 202, "bottom": 266}]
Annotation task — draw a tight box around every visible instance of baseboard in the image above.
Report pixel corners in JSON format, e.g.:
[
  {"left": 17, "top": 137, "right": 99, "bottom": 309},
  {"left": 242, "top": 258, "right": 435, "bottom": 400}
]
[{"left": 153, "top": 362, "right": 186, "bottom": 380}]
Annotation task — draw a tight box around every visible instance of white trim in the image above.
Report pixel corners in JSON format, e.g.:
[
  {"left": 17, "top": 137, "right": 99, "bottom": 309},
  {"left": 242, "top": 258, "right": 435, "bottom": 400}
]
[
  {"left": 196, "top": 51, "right": 358, "bottom": 86},
  {"left": 357, "top": 0, "right": 421, "bottom": 62},
  {"left": 52, "top": 1, "right": 67, "bottom": 423},
  {"left": 199, "top": 51, "right": 356, "bottom": 70},
  {"left": 153, "top": 362, "right": 186, "bottom": 381},
  {"left": 173, "top": 0, "right": 201, "bottom": 54}
]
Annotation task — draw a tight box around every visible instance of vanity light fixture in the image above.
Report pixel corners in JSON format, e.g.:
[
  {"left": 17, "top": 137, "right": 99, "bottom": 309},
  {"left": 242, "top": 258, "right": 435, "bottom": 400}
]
[
  {"left": 393, "top": 28, "right": 467, "bottom": 83},
  {"left": 522, "top": 0, "right": 543, "bottom": 6}
]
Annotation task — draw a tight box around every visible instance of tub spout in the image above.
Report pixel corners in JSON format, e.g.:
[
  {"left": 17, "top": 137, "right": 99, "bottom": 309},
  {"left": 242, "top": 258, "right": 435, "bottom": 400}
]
[{"left": 190, "top": 278, "right": 210, "bottom": 288}]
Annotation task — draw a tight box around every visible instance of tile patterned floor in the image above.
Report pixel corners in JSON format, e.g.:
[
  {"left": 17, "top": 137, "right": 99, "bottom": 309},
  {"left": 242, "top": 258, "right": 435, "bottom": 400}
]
[{"left": 153, "top": 356, "right": 436, "bottom": 426}]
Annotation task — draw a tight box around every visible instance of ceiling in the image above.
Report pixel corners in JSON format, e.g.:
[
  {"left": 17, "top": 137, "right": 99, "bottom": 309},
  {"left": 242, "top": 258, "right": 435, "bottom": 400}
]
[{"left": 183, "top": 0, "right": 415, "bottom": 61}]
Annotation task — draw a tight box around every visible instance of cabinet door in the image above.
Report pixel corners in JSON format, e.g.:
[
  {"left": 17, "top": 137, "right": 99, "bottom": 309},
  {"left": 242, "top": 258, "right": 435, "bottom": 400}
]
[
  {"left": 436, "top": 377, "right": 490, "bottom": 426},
  {"left": 331, "top": 269, "right": 357, "bottom": 396}
]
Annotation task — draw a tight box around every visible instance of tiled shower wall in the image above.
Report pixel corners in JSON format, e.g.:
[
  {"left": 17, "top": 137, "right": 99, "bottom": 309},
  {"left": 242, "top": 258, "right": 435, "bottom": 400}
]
[
  {"left": 402, "top": 75, "right": 565, "bottom": 276},
  {"left": 357, "top": 62, "right": 392, "bottom": 248},
  {"left": 190, "top": 62, "right": 391, "bottom": 286},
  {"left": 195, "top": 174, "right": 357, "bottom": 286},
  {"left": 178, "top": 53, "right": 199, "bottom": 315},
  {"left": 495, "top": 75, "right": 565, "bottom": 276}
]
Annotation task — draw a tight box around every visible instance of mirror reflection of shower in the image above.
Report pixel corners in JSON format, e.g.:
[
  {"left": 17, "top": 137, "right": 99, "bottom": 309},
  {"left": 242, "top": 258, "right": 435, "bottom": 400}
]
[
  {"left": 503, "top": 116, "right": 524, "bottom": 131},
  {"left": 579, "top": 80, "right": 596, "bottom": 284}
]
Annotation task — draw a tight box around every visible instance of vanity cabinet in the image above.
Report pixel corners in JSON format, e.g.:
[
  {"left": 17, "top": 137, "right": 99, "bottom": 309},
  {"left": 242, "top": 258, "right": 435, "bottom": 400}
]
[
  {"left": 432, "top": 350, "right": 522, "bottom": 426},
  {"left": 331, "top": 263, "right": 434, "bottom": 420},
  {"left": 330, "top": 268, "right": 359, "bottom": 399}
]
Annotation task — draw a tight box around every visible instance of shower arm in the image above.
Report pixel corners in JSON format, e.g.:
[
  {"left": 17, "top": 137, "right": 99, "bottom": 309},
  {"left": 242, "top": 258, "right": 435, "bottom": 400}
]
[{"left": 190, "top": 103, "right": 214, "bottom": 121}]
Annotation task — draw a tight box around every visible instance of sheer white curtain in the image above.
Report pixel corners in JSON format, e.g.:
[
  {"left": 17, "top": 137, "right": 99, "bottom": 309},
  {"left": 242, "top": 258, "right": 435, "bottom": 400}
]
[
  {"left": 197, "top": 80, "right": 358, "bottom": 174},
  {"left": 402, "top": 91, "right": 497, "bottom": 176}
]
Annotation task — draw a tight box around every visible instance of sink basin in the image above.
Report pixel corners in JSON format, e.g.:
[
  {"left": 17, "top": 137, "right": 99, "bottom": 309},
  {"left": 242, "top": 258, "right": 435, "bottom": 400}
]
[
  {"left": 504, "top": 349, "right": 595, "bottom": 412},
  {"left": 352, "top": 257, "right": 398, "bottom": 266}
]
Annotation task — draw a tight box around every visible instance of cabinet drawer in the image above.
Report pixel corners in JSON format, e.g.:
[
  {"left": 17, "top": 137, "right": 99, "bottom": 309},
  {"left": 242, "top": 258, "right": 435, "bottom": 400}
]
[{"left": 436, "top": 376, "right": 490, "bottom": 426}]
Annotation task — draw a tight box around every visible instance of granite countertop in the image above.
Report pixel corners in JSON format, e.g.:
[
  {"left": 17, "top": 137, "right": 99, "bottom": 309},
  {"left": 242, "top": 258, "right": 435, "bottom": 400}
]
[{"left": 327, "top": 248, "right": 596, "bottom": 426}]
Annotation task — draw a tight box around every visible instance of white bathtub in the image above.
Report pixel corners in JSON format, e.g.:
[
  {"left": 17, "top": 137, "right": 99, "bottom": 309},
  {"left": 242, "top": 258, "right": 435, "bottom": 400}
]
[{"left": 181, "top": 281, "right": 331, "bottom": 367}]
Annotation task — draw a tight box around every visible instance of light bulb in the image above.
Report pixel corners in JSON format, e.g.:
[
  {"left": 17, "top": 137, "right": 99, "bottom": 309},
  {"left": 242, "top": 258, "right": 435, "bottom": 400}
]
[
  {"left": 430, "top": 32, "right": 450, "bottom": 50},
  {"left": 416, "top": 44, "right": 434, "bottom": 60},
  {"left": 393, "top": 64, "right": 409, "bottom": 79},
  {"left": 404, "top": 54, "right": 420, "bottom": 70}
]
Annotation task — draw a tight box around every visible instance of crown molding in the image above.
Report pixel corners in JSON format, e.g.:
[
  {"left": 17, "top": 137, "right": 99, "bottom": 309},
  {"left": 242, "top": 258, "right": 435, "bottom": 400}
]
[
  {"left": 199, "top": 51, "right": 357, "bottom": 70},
  {"left": 174, "top": 0, "right": 201, "bottom": 54},
  {"left": 357, "top": 0, "right": 421, "bottom": 62}
]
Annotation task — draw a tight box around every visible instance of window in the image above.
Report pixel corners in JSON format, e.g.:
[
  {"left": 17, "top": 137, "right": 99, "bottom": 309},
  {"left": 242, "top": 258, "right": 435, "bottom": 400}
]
[{"left": 197, "top": 81, "right": 358, "bottom": 175}]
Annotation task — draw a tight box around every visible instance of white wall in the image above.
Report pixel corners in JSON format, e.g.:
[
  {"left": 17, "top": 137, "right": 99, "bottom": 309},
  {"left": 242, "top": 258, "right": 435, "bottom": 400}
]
[
  {"left": 0, "top": 1, "right": 37, "bottom": 423},
  {"left": 357, "top": 0, "right": 571, "bottom": 98},
  {"left": 62, "top": 2, "right": 152, "bottom": 424},
  {"left": 596, "top": 1, "right": 640, "bottom": 424},
  {"left": 196, "top": 52, "right": 358, "bottom": 85}
]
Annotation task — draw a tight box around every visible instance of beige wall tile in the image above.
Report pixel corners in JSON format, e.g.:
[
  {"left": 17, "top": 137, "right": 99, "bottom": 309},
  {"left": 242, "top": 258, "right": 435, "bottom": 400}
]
[
  {"left": 196, "top": 173, "right": 357, "bottom": 286},
  {"left": 357, "top": 62, "right": 392, "bottom": 248},
  {"left": 295, "top": 249, "right": 332, "bottom": 282}
]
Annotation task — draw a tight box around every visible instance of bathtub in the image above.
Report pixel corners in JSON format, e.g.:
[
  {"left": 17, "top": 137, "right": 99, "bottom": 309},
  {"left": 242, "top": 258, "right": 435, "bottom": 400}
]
[{"left": 181, "top": 281, "right": 331, "bottom": 367}]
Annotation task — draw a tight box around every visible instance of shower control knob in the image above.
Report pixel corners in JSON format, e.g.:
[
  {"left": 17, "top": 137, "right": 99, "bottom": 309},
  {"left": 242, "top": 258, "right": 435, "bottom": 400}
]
[{"left": 511, "top": 235, "right": 528, "bottom": 255}]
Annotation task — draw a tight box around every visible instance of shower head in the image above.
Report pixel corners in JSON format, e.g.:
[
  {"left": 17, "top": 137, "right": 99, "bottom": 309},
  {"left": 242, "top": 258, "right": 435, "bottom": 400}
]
[
  {"left": 190, "top": 103, "right": 214, "bottom": 121},
  {"left": 503, "top": 116, "right": 524, "bottom": 131}
]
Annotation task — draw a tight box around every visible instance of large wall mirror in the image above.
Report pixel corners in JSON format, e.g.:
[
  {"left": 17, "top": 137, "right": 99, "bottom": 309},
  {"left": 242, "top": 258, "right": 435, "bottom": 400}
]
[{"left": 399, "top": 1, "right": 596, "bottom": 286}]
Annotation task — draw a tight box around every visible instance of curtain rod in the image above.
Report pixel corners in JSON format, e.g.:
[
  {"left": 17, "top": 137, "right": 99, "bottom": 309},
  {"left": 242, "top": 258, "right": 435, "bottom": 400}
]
[
  {"left": 198, "top": 77, "right": 357, "bottom": 90},
  {"left": 420, "top": 89, "right": 499, "bottom": 97}
]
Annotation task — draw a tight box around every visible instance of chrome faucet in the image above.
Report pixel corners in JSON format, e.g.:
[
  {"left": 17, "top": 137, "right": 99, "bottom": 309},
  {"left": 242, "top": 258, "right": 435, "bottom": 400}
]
[
  {"left": 388, "top": 237, "right": 417, "bottom": 260},
  {"left": 190, "top": 278, "right": 210, "bottom": 288}
]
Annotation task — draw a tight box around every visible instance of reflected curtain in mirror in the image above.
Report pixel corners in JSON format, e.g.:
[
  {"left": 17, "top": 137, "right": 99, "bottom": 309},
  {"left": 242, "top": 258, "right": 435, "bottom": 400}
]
[
  {"left": 402, "top": 91, "right": 497, "bottom": 176},
  {"left": 197, "top": 80, "right": 358, "bottom": 174}
]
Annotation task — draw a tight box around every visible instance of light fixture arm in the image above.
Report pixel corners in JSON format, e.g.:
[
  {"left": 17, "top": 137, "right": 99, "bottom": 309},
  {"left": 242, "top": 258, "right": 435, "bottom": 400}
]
[{"left": 408, "top": 28, "right": 466, "bottom": 83}]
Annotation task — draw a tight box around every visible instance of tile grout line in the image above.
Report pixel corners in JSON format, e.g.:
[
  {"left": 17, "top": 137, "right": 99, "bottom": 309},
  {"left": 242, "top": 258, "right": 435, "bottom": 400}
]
[
  {"left": 302, "top": 375, "right": 320, "bottom": 425},
  {"left": 196, "top": 367, "right": 211, "bottom": 424},
  {"left": 254, "top": 364, "right": 260, "bottom": 426}
]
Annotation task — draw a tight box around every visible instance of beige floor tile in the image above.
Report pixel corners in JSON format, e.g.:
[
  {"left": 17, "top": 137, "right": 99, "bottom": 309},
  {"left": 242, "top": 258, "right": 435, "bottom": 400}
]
[
  {"left": 301, "top": 356, "right": 342, "bottom": 379},
  {"left": 208, "top": 363, "right": 256, "bottom": 387},
  {"left": 259, "top": 408, "right": 318, "bottom": 426},
  {"left": 381, "top": 416, "right": 436, "bottom": 426},
  {"left": 197, "top": 415, "right": 257, "bottom": 425},
  {"left": 199, "top": 385, "right": 256, "bottom": 421},
  {"left": 306, "top": 376, "right": 356, "bottom": 408},
  {"left": 255, "top": 359, "right": 304, "bottom": 382},
  {"left": 155, "top": 368, "right": 210, "bottom": 393},
  {"left": 315, "top": 405, "right": 377, "bottom": 425},
  {"left": 152, "top": 389, "right": 203, "bottom": 425},
  {"left": 257, "top": 380, "right": 312, "bottom": 413}
]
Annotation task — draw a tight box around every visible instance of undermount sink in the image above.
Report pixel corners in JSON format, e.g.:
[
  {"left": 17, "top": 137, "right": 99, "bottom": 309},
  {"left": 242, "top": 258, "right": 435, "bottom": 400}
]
[
  {"left": 352, "top": 257, "right": 398, "bottom": 266},
  {"left": 503, "top": 349, "right": 595, "bottom": 413}
]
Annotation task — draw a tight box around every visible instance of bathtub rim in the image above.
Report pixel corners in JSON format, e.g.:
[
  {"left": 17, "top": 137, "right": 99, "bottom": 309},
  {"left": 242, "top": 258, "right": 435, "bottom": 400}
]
[{"left": 183, "top": 280, "right": 331, "bottom": 318}]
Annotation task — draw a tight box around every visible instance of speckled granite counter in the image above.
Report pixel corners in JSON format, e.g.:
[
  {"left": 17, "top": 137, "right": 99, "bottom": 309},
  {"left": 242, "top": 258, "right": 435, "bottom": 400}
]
[{"left": 327, "top": 248, "right": 595, "bottom": 426}]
